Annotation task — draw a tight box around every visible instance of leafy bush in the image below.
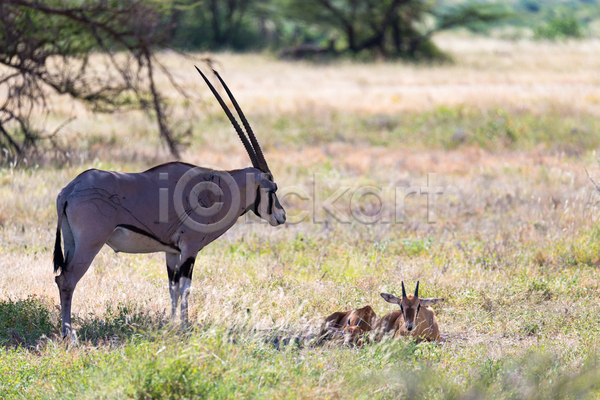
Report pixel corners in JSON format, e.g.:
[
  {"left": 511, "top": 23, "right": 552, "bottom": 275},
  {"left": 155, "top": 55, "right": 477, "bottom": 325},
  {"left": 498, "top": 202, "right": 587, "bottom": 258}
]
[{"left": 534, "top": 14, "right": 583, "bottom": 39}]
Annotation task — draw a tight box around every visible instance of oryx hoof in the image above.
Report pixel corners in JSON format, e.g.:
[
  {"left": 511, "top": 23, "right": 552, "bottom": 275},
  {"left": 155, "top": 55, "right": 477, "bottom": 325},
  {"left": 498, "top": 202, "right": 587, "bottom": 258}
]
[{"left": 62, "top": 329, "right": 79, "bottom": 346}]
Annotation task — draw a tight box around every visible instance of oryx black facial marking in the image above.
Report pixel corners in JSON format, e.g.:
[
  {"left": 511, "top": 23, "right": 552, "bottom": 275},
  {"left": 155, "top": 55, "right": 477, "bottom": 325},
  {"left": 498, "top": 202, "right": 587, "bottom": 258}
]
[
  {"left": 253, "top": 186, "right": 261, "bottom": 216},
  {"left": 267, "top": 191, "right": 274, "bottom": 215}
]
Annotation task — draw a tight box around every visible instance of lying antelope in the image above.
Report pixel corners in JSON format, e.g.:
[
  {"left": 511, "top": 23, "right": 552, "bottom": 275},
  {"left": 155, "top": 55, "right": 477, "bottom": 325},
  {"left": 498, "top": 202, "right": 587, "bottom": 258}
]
[
  {"left": 319, "top": 305, "right": 377, "bottom": 347},
  {"left": 376, "top": 281, "right": 444, "bottom": 342},
  {"left": 53, "top": 67, "right": 286, "bottom": 338}
]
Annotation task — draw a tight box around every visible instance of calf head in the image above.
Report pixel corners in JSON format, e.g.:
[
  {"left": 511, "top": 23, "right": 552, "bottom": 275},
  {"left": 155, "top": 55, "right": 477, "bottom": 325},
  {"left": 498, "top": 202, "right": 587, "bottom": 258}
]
[
  {"left": 343, "top": 320, "right": 365, "bottom": 347},
  {"left": 380, "top": 281, "right": 444, "bottom": 332}
]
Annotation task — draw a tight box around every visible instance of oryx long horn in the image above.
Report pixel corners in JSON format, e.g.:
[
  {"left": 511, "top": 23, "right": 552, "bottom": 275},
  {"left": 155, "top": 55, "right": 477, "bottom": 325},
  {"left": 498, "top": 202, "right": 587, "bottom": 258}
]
[
  {"left": 195, "top": 66, "right": 260, "bottom": 169},
  {"left": 401, "top": 281, "right": 407, "bottom": 298},
  {"left": 212, "top": 69, "right": 270, "bottom": 173},
  {"left": 414, "top": 281, "right": 420, "bottom": 298}
]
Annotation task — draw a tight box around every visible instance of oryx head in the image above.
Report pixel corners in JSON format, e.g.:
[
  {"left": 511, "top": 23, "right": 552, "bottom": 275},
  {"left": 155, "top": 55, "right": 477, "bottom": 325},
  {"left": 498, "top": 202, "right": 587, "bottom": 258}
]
[
  {"left": 380, "top": 281, "right": 444, "bottom": 332},
  {"left": 252, "top": 171, "right": 286, "bottom": 226},
  {"left": 195, "top": 66, "right": 286, "bottom": 226}
]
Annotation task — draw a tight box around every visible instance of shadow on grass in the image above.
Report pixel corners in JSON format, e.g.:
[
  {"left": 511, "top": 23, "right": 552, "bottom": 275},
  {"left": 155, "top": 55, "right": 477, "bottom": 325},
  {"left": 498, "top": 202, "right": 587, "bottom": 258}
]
[
  {"left": 0, "top": 296, "right": 169, "bottom": 348},
  {"left": 0, "top": 295, "right": 313, "bottom": 350},
  {"left": 0, "top": 295, "right": 59, "bottom": 348},
  {"left": 74, "top": 303, "right": 169, "bottom": 345}
]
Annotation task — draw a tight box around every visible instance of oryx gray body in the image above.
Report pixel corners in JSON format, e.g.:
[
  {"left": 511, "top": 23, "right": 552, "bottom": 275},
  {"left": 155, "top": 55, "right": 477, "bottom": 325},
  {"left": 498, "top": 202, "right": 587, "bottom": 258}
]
[{"left": 54, "top": 68, "right": 286, "bottom": 338}]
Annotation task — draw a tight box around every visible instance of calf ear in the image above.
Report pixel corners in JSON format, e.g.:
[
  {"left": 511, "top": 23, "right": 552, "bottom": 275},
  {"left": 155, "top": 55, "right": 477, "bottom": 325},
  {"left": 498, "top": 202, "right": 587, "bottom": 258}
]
[
  {"left": 380, "top": 293, "right": 401, "bottom": 305},
  {"left": 420, "top": 298, "right": 444, "bottom": 306}
]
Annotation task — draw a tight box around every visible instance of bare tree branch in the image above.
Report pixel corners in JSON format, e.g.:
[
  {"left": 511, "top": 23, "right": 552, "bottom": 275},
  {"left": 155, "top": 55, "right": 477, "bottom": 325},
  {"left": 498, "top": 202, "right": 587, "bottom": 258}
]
[{"left": 0, "top": 0, "right": 187, "bottom": 163}]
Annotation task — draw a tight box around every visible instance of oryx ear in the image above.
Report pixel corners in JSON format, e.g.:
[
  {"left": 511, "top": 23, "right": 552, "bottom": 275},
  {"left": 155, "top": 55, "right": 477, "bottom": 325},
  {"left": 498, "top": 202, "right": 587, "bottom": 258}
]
[
  {"left": 420, "top": 298, "right": 444, "bottom": 307},
  {"left": 380, "top": 293, "right": 401, "bottom": 305}
]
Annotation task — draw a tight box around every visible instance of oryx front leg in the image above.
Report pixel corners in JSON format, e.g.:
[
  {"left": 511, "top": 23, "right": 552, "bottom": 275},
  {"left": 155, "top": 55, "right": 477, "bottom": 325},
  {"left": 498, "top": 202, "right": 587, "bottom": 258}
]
[
  {"left": 166, "top": 253, "right": 181, "bottom": 319},
  {"left": 165, "top": 252, "right": 196, "bottom": 324},
  {"left": 178, "top": 257, "right": 195, "bottom": 323}
]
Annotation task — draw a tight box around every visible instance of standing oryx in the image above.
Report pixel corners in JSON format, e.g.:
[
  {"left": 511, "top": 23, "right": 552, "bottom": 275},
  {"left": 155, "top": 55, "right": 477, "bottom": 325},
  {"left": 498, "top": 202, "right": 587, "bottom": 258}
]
[{"left": 53, "top": 67, "right": 286, "bottom": 338}]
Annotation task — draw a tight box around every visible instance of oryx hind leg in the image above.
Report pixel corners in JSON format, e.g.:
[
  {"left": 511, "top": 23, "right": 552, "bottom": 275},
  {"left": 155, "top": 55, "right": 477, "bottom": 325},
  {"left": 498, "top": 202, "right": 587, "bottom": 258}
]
[
  {"left": 56, "top": 212, "right": 114, "bottom": 338},
  {"left": 56, "top": 240, "right": 106, "bottom": 339}
]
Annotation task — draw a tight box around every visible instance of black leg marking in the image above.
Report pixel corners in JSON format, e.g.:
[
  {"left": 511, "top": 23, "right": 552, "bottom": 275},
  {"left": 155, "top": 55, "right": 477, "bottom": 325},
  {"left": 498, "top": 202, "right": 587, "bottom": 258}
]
[
  {"left": 167, "top": 266, "right": 176, "bottom": 282},
  {"left": 180, "top": 257, "right": 195, "bottom": 280},
  {"left": 167, "top": 257, "right": 195, "bottom": 283}
]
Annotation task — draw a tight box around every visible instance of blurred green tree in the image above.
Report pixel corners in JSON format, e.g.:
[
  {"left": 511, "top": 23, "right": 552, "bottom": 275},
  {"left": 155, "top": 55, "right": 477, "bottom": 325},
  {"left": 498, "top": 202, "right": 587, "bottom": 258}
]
[
  {"left": 170, "top": 0, "right": 272, "bottom": 50},
  {"left": 534, "top": 14, "right": 583, "bottom": 39},
  {"left": 278, "top": 0, "right": 511, "bottom": 59},
  {"left": 167, "top": 1, "right": 511, "bottom": 58}
]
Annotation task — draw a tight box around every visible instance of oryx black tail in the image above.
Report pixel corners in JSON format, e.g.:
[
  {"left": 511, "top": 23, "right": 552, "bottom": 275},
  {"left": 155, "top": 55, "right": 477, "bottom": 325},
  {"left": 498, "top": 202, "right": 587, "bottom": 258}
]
[{"left": 53, "top": 201, "right": 67, "bottom": 274}]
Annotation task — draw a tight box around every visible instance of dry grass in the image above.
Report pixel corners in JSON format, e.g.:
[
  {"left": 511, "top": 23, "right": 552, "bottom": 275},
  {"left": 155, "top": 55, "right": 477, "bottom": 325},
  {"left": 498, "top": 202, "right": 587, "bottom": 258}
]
[
  {"left": 155, "top": 35, "right": 600, "bottom": 116},
  {"left": 2, "top": 35, "right": 600, "bottom": 398}
]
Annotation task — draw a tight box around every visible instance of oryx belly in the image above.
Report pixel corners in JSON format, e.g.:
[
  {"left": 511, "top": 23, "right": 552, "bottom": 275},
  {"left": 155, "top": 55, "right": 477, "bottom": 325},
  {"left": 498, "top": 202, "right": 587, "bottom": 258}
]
[{"left": 106, "top": 226, "right": 179, "bottom": 254}]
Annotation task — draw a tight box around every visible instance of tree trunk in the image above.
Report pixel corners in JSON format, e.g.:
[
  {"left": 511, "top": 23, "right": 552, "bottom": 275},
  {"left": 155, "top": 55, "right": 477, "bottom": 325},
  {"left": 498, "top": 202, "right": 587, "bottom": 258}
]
[
  {"left": 392, "top": 15, "right": 402, "bottom": 54},
  {"left": 347, "top": 25, "right": 356, "bottom": 52},
  {"left": 210, "top": 0, "right": 223, "bottom": 46}
]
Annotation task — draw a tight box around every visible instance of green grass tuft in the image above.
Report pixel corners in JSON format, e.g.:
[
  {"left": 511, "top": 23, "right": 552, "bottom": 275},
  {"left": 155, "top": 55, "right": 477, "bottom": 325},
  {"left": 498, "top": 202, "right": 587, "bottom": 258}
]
[{"left": 0, "top": 296, "right": 58, "bottom": 348}]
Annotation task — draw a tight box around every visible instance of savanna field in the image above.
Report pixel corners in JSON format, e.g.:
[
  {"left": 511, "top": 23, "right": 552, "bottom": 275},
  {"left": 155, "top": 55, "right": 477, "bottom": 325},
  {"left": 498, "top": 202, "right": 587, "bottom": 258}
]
[{"left": 2, "top": 35, "right": 600, "bottom": 398}]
